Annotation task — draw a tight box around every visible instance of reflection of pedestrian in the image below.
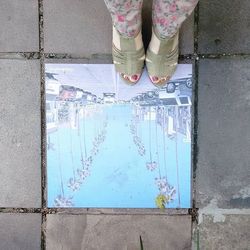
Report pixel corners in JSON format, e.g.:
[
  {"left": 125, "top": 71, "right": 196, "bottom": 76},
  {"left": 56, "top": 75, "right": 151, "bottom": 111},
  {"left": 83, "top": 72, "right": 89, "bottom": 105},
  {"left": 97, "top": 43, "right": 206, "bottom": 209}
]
[{"left": 104, "top": 0, "right": 198, "bottom": 85}]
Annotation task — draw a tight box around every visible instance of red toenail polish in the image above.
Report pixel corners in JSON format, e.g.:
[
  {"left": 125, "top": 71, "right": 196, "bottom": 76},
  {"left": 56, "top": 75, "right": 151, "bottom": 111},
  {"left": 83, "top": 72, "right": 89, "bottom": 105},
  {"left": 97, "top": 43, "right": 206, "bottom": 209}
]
[
  {"left": 152, "top": 76, "right": 159, "bottom": 81},
  {"left": 132, "top": 75, "right": 138, "bottom": 81}
]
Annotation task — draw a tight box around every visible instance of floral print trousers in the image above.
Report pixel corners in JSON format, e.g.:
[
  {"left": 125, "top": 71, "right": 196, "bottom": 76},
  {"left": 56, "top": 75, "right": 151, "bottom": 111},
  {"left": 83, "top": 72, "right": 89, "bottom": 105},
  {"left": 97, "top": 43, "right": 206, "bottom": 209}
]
[{"left": 104, "top": 0, "right": 199, "bottom": 38}]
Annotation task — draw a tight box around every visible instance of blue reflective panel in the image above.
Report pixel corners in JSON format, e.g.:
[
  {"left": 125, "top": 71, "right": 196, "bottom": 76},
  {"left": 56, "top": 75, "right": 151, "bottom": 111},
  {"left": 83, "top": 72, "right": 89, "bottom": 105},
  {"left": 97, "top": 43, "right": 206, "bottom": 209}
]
[{"left": 45, "top": 64, "right": 193, "bottom": 209}]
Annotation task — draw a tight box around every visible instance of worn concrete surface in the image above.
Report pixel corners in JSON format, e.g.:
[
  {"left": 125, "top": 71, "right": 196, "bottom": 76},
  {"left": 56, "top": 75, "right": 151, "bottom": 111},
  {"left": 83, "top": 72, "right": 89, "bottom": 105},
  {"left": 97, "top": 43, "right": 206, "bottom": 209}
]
[
  {"left": 43, "top": 0, "right": 112, "bottom": 57},
  {"left": 0, "top": 0, "right": 39, "bottom": 52},
  {"left": 46, "top": 214, "right": 192, "bottom": 250},
  {"left": 0, "top": 60, "right": 41, "bottom": 208},
  {"left": 43, "top": 0, "right": 194, "bottom": 57},
  {"left": 0, "top": 0, "right": 250, "bottom": 249},
  {"left": 198, "top": 0, "right": 250, "bottom": 54},
  {"left": 196, "top": 58, "right": 250, "bottom": 209},
  {"left": 0, "top": 213, "right": 41, "bottom": 250},
  {"left": 197, "top": 214, "right": 250, "bottom": 250}
]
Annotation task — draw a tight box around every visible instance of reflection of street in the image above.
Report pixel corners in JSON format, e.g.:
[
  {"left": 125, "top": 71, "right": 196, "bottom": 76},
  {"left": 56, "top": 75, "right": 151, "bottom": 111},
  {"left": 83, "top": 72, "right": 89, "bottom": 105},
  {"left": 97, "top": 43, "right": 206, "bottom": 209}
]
[{"left": 46, "top": 71, "right": 192, "bottom": 208}]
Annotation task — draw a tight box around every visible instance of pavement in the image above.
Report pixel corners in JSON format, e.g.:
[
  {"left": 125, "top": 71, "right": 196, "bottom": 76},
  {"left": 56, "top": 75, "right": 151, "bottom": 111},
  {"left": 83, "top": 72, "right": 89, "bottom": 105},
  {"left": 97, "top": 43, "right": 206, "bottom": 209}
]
[{"left": 0, "top": 0, "right": 249, "bottom": 249}]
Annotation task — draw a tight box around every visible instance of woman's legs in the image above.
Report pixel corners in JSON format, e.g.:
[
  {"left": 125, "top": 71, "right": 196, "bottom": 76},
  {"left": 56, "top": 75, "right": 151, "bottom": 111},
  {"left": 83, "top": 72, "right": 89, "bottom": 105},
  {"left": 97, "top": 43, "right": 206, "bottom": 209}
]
[
  {"left": 104, "top": 0, "right": 143, "bottom": 38},
  {"left": 104, "top": 0, "right": 144, "bottom": 83},
  {"left": 152, "top": 0, "right": 199, "bottom": 38},
  {"left": 148, "top": 0, "right": 198, "bottom": 85},
  {"left": 104, "top": 0, "right": 199, "bottom": 85}
]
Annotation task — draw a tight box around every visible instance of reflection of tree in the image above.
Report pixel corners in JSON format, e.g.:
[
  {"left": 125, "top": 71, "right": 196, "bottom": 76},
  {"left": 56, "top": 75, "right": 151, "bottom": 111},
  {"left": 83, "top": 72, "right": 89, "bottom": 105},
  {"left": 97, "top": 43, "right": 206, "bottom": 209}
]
[
  {"left": 144, "top": 106, "right": 156, "bottom": 171},
  {"left": 82, "top": 106, "right": 87, "bottom": 158},
  {"left": 54, "top": 128, "right": 74, "bottom": 207},
  {"left": 54, "top": 104, "right": 109, "bottom": 206},
  {"left": 54, "top": 194, "right": 74, "bottom": 207},
  {"left": 47, "top": 135, "right": 55, "bottom": 151},
  {"left": 130, "top": 106, "right": 146, "bottom": 157},
  {"left": 151, "top": 105, "right": 177, "bottom": 209},
  {"left": 58, "top": 102, "right": 69, "bottom": 123},
  {"left": 175, "top": 107, "right": 181, "bottom": 207}
]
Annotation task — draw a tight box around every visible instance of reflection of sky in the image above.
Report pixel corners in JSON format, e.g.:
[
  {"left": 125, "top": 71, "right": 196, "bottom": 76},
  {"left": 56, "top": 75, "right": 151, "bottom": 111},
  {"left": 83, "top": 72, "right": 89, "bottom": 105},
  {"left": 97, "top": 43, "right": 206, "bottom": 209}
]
[
  {"left": 46, "top": 63, "right": 192, "bottom": 208},
  {"left": 45, "top": 64, "right": 192, "bottom": 101},
  {"left": 47, "top": 104, "right": 191, "bottom": 208}
]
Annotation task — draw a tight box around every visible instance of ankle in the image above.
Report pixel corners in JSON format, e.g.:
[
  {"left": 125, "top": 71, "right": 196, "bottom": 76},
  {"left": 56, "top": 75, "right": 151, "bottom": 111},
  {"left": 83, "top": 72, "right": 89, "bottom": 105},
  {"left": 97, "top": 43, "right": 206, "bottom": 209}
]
[{"left": 113, "top": 26, "right": 143, "bottom": 51}]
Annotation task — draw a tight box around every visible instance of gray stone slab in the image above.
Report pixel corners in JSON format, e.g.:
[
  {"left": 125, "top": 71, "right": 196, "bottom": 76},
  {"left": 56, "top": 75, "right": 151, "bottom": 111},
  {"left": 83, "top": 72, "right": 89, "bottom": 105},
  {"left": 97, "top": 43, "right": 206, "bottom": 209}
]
[
  {"left": 198, "top": 0, "right": 250, "bottom": 54},
  {"left": 0, "top": 213, "right": 41, "bottom": 250},
  {"left": 198, "top": 214, "right": 250, "bottom": 250},
  {"left": 0, "top": 60, "right": 41, "bottom": 208},
  {"left": 43, "top": 0, "right": 112, "bottom": 57},
  {"left": 44, "top": 0, "right": 193, "bottom": 57},
  {"left": 0, "top": 0, "right": 39, "bottom": 52},
  {"left": 196, "top": 59, "right": 250, "bottom": 209},
  {"left": 46, "top": 214, "right": 192, "bottom": 250},
  {"left": 179, "top": 13, "right": 194, "bottom": 55},
  {"left": 142, "top": 0, "right": 194, "bottom": 54}
]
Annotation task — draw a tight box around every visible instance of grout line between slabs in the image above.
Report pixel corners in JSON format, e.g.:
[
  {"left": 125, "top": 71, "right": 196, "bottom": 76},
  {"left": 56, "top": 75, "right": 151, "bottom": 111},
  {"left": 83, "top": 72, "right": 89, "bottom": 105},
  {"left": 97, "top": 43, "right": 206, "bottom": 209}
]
[
  {"left": 192, "top": 2, "right": 200, "bottom": 249},
  {"left": 192, "top": 0, "right": 199, "bottom": 214},
  {"left": 1, "top": 52, "right": 250, "bottom": 60},
  {"left": 38, "top": 0, "right": 46, "bottom": 249},
  {"left": 0, "top": 207, "right": 191, "bottom": 215}
]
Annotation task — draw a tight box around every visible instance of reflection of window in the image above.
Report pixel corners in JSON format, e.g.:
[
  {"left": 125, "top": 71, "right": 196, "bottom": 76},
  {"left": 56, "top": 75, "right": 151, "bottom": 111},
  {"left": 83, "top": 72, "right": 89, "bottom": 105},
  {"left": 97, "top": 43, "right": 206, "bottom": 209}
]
[
  {"left": 179, "top": 97, "right": 189, "bottom": 105},
  {"left": 46, "top": 113, "right": 55, "bottom": 123},
  {"left": 46, "top": 103, "right": 50, "bottom": 111},
  {"left": 162, "top": 99, "right": 178, "bottom": 105}
]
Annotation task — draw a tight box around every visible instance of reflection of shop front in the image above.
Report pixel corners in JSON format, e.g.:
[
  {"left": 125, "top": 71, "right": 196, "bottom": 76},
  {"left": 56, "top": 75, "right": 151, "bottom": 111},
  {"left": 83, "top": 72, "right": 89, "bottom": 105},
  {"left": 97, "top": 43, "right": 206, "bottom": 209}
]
[
  {"left": 177, "top": 106, "right": 191, "bottom": 143},
  {"left": 45, "top": 64, "right": 193, "bottom": 209},
  {"left": 46, "top": 100, "right": 59, "bottom": 134}
]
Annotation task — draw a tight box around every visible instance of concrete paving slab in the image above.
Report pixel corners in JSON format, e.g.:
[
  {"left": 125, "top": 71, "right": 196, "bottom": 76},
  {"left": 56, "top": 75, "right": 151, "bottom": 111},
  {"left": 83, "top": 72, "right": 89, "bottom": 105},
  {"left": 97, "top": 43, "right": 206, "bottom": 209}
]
[
  {"left": 43, "top": 0, "right": 112, "bottom": 57},
  {"left": 198, "top": 214, "right": 250, "bottom": 250},
  {"left": 179, "top": 13, "right": 195, "bottom": 55},
  {"left": 196, "top": 59, "right": 250, "bottom": 209},
  {"left": 0, "top": 0, "right": 39, "bottom": 52},
  {"left": 46, "top": 214, "right": 192, "bottom": 250},
  {"left": 198, "top": 0, "right": 250, "bottom": 54},
  {"left": 0, "top": 59, "right": 41, "bottom": 208},
  {"left": 0, "top": 213, "right": 41, "bottom": 250},
  {"left": 44, "top": 0, "right": 193, "bottom": 57}
]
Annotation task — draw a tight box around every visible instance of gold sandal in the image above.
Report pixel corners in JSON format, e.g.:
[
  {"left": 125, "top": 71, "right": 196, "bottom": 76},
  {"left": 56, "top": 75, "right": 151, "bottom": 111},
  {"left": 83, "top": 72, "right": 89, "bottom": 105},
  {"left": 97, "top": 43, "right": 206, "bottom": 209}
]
[
  {"left": 146, "top": 28, "right": 179, "bottom": 88},
  {"left": 112, "top": 26, "right": 145, "bottom": 85}
]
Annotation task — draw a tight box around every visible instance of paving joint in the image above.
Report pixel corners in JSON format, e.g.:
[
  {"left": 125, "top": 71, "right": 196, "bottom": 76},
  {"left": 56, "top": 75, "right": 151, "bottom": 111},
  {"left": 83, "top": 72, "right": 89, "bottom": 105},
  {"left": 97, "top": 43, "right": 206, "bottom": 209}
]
[
  {"left": 191, "top": 4, "right": 200, "bottom": 249},
  {"left": 1, "top": 53, "right": 250, "bottom": 61},
  {"left": 0, "top": 207, "right": 191, "bottom": 215},
  {"left": 38, "top": 0, "right": 46, "bottom": 249}
]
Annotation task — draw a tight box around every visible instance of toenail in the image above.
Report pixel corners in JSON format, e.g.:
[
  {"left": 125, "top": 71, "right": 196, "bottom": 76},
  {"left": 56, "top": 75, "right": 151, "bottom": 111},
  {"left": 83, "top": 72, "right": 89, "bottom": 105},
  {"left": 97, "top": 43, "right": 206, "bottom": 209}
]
[
  {"left": 152, "top": 76, "right": 159, "bottom": 81},
  {"left": 131, "top": 75, "right": 138, "bottom": 81}
]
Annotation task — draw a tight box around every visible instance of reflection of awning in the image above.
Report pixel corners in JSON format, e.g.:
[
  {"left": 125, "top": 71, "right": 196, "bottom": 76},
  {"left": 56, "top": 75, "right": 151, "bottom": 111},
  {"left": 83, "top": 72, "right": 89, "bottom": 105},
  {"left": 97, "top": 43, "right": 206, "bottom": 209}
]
[
  {"left": 47, "top": 123, "right": 58, "bottom": 134},
  {"left": 46, "top": 93, "right": 57, "bottom": 101}
]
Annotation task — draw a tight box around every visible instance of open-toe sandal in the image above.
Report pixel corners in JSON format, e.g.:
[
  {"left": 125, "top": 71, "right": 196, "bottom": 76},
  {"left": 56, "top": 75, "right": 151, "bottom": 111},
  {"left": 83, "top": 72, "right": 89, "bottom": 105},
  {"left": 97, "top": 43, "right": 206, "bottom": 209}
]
[
  {"left": 146, "top": 28, "right": 179, "bottom": 88},
  {"left": 112, "top": 26, "right": 145, "bottom": 85}
]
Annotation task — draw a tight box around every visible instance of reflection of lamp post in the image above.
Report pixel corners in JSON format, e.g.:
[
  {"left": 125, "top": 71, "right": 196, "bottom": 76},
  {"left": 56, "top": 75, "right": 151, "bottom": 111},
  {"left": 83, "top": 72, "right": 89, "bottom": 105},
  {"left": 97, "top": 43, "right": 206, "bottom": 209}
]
[
  {"left": 175, "top": 127, "right": 181, "bottom": 208},
  {"left": 153, "top": 105, "right": 177, "bottom": 209},
  {"left": 112, "top": 64, "right": 119, "bottom": 100},
  {"left": 146, "top": 106, "right": 157, "bottom": 171}
]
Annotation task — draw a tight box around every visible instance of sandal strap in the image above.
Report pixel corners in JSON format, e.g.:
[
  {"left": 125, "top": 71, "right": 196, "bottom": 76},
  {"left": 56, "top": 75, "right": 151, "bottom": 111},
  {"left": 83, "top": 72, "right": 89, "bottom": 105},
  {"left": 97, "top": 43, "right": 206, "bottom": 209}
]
[
  {"left": 113, "top": 45, "right": 145, "bottom": 75},
  {"left": 146, "top": 29, "right": 179, "bottom": 77},
  {"left": 112, "top": 27, "right": 145, "bottom": 75}
]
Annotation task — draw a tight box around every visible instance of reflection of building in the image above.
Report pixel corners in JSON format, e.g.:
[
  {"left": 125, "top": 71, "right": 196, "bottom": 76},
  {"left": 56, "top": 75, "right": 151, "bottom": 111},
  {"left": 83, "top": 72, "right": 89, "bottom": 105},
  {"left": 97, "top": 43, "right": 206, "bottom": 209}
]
[
  {"left": 46, "top": 101, "right": 58, "bottom": 133},
  {"left": 129, "top": 78, "right": 192, "bottom": 107},
  {"left": 103, "top": 93, "right": 116, "bottom": 104},
  {"left": 177, "top": 106, "right": 191, "bottom": 143},
  {"left": 46, "top": 73, "right": 60, "bottom": 134},
  {"left": 158, "top": 89, "right": 191, "bottom": 106},
  {"left": 45, "top": 73, "right": 61, "bottom": 99}
]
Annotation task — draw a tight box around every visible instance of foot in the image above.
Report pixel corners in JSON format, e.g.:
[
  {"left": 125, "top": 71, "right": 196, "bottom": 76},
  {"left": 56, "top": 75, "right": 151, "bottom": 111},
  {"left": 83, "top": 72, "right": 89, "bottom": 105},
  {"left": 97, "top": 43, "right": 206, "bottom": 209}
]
[
  {"left": 112, "top": 26, "right": 145, "bottom": 85},
  {"left": 149, "top": 76, "right": 171, "bottom": 86},
  {"left": 146, "top": 28, "right": 179, "bottom": 88},
  {"left": 120, "top": 73, "right": 141, "bottom": 84}
]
